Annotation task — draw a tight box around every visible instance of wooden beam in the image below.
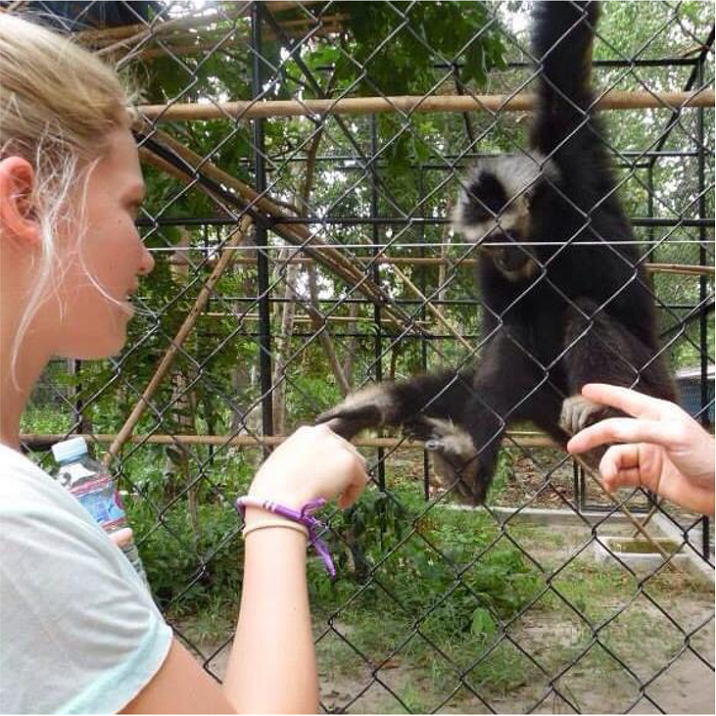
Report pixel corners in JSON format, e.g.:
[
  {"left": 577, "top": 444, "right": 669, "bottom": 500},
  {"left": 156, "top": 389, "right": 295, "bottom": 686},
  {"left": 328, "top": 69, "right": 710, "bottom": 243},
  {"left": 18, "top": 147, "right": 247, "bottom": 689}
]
[
  {"left": 138, "top": 89, "right": 716, "bottom": 123},
  {"left": 22, "top": 431, "right": 557, "bottom": 449}
]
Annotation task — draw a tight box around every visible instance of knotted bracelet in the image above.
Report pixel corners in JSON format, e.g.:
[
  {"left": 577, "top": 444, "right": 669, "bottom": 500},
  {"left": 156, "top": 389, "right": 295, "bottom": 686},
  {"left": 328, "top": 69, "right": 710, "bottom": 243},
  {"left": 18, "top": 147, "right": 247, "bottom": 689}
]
[{"left": 235, "top": 496, "right": 335, "bottom": 577}]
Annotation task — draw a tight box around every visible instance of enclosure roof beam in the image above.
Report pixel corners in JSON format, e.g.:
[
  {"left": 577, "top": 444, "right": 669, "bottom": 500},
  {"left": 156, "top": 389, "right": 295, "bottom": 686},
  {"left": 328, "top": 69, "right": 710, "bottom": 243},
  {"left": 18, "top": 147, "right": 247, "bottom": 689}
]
[{"left": 138, "top": 89, "right": 715, "bottom": 122}]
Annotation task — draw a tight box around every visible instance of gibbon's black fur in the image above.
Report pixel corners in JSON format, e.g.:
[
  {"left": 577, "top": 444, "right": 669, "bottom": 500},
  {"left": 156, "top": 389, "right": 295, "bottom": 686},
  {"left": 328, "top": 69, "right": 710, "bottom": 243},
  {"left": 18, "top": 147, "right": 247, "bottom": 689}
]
[{"left": 317, "top": 1, "right": 676, "bottom": 504}]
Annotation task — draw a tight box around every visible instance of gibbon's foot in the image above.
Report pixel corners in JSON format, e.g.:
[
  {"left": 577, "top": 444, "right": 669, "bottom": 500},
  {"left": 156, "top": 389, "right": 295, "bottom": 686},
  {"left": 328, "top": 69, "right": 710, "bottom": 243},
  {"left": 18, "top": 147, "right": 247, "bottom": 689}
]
[
  {"left": 316, "top": 384, "right": 397, "bottom": 440},
  {"left": 404, "top": 417, "right": 487, "bottom": 505},
  {"left": 559, "top": 394, "right": 619, "bottom": 436}
]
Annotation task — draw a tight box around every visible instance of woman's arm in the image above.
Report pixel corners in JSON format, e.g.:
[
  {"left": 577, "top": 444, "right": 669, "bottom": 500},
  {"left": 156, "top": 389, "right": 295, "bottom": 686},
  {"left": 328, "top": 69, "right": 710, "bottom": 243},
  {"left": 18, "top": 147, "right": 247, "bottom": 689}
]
[
  {"left": 122, "top": 426, "right": 367, "bottom": 714},
  {"left": 225, "top": 509, "right": 318, "bottom": 713}
]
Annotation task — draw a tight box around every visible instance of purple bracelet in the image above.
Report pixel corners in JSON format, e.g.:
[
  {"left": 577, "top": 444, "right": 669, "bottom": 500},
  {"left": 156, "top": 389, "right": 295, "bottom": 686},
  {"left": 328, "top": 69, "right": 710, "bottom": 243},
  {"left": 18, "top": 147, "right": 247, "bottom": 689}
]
[{"left": 235, "top": 496, "right": 335, "bottom": 578}]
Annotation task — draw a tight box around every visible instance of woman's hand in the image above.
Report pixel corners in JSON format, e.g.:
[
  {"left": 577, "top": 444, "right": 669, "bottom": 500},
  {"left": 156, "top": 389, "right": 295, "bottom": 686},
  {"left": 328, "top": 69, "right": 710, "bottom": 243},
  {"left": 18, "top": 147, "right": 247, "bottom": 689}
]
[
  {"left": 567, "top": 384, "right": 715, "bottom": 515},
  {"left": 248, "top": 424, "right": 369, "bottom": 511}
]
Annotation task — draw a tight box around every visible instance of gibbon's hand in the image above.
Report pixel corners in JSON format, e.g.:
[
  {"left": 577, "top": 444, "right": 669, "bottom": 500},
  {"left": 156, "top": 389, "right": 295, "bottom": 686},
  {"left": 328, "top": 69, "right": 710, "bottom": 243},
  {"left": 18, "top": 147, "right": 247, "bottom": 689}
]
[
  {"left": 248, "top": 424, "right": 369, "bottom": 510},
  {"left": 567, "top": 384, "right": 715, "bottom": 516}
]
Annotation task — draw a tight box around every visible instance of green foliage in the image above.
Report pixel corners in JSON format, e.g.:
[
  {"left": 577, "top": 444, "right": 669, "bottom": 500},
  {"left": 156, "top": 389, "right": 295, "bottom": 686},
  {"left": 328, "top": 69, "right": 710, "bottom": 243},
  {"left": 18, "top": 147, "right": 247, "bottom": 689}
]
[
  {"left": 135, "top": 501, "right": 243, "bottom": 609},
  {"left": 313, "top": 485, "right": 541, "bottom": 639},
  {"left": 337, "top": 2, "right": 507, "bottom": 95},
  {"left": 20, "top": 405, "right": 73, "bottom": 435}
]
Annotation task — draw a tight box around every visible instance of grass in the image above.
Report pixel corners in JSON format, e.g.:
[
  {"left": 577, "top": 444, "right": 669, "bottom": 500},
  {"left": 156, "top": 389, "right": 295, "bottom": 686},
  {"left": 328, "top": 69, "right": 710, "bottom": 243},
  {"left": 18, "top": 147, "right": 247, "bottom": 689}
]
[{"left": 312, "top": 512, "right": 713, "bottom": 712}]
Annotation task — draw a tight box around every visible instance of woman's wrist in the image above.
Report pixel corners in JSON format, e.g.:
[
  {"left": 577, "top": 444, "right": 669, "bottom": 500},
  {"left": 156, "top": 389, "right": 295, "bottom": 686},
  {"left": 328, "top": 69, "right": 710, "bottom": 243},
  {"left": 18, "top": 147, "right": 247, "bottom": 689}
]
[
  {"left": 243, "top": 504, "right": 300, "bottom": 528},
  {"left": 246, "top": 484, "right": 313, "bottom": 512}
]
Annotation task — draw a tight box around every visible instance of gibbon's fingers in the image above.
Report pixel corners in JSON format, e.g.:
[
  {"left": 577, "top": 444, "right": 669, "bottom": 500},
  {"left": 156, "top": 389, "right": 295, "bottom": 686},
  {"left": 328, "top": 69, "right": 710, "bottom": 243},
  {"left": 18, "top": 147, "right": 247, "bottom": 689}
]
[
  {"left": 567, "top": 417, "right": 672, "bottom": 455},
  {"left": 580, "top": 384, "right": 666, "bottom": 420}
]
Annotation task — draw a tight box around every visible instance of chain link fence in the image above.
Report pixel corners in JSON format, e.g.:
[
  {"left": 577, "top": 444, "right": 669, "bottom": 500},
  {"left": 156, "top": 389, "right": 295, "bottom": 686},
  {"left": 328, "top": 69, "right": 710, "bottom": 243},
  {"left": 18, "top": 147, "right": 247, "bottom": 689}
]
[{"left": 15, "top": 1, "right": 715, "bottom": 712}]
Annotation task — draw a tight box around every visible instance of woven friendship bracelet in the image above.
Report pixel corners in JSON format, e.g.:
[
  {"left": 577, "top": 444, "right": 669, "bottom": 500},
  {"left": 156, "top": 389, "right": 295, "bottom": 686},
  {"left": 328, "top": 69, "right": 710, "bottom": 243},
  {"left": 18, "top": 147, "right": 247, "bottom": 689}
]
[{"left": 236, "top": 496, "right": 335, "bottom": 577}]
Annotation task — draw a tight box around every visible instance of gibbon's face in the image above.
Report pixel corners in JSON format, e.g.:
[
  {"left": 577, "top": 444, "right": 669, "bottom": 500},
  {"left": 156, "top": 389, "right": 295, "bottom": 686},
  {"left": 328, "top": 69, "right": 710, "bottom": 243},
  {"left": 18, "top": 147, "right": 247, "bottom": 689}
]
[{"left": 452, "top": 154, "right": 556, "bottom": 280}]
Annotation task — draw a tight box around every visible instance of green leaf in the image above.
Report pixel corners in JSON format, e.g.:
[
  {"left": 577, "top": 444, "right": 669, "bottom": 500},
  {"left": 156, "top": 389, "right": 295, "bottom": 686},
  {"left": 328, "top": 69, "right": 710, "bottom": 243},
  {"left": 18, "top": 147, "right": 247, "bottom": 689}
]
[{"left": 471, "top": 607, "right": 497, "bottom": 638}]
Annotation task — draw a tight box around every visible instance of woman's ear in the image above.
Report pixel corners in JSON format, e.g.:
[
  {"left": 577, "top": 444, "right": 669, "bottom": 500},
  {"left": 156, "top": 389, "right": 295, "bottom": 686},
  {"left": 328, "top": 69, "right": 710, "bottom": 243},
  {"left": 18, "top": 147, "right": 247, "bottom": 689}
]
[{"left": 0, "top": 157, "right": 40, "bottom": 246}]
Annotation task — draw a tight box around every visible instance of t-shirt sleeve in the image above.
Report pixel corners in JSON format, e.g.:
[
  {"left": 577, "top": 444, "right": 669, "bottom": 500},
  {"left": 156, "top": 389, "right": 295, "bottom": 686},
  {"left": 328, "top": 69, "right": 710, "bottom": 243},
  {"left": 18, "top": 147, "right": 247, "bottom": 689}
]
[{"left": 0, "top": 472, "right": 173, "bottom": 714}]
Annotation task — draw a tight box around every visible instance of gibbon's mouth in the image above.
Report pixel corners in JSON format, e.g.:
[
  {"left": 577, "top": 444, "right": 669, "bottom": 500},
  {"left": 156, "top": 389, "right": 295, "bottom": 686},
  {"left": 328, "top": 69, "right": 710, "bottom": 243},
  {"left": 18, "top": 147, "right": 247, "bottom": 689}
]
[{"left": 492, "top": 247, "right": 531, "bottom": 273}]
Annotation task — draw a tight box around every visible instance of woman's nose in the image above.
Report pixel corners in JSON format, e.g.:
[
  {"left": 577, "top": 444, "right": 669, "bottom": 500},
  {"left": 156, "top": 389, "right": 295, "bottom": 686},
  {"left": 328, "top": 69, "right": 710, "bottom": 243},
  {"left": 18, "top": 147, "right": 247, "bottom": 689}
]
[{"left": 139, "top": 244, "right": 155, "bottom": 275}]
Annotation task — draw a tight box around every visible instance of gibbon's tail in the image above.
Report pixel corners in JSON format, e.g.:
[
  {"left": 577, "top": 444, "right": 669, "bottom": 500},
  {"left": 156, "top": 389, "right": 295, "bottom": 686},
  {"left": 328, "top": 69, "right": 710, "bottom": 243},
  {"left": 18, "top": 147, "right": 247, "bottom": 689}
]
[{"left": 532, "top": 1, "right": 600, "bottom": 119}]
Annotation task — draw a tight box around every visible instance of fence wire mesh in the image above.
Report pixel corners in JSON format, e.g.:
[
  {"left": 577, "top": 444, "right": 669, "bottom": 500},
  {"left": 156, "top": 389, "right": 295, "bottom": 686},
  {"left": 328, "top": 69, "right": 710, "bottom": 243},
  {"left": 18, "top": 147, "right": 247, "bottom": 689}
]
[{"left": 15, "top": 1, "right": 715, "bottom": 712}]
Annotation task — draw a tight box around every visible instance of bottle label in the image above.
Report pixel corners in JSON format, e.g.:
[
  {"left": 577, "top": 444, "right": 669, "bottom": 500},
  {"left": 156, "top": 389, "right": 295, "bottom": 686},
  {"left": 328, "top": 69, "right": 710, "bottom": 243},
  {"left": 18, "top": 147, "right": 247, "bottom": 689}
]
[{"left": 69, "top": 473, "right": 127, "bottom": 532}]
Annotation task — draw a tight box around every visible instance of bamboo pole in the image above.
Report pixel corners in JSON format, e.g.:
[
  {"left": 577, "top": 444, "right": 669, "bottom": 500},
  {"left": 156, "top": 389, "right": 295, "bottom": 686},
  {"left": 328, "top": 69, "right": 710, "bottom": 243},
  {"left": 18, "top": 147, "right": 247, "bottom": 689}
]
[
  {"left": 646, "top": 262, "right": 716, "bottom": 276},
  {"left": 23, "top": 431, "right": 556, "bottom": 449},
  {"left": 89, "top": 13, "right": 346, "bottom": 50},
  {"left": 139, "top": 128, "right": 421, "bottom": 333},
  {"left": 95, "top": 4, "right": 252, "bottom": 55},
  {"left": 1, "top": 0, "right": 28, "bottom": 13},
  {"left": 132, "top": 19, "right": 345, "bottom": 62},
  {"left": 138, "top": 90, "right": 716, "bottom": 123},
  {"left": 391, "top": 264, "right": 474, "bottom": 352},
  {"left": 103, "top": 216, "right": 252, "bottom": 465},
  {"left": 202, "top": 312, "right": 431, "bottom": 326},
  {"left": 77, "top": 1, "right": 323, "bottom": 46}
]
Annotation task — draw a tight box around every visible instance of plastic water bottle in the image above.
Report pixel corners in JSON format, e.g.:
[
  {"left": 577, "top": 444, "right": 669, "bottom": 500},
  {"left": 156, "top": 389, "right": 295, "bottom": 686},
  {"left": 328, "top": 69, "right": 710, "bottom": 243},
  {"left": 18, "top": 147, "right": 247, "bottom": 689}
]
[{"left": 51, "top": 437, "right": 149, "bottom": 589}]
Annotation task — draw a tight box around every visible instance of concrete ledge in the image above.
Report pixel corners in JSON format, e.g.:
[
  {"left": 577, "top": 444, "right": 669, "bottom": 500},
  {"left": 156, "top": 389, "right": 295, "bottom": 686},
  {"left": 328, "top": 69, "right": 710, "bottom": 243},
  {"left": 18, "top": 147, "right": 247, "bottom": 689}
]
[
  {"left": 439, "top": 504, "right": 714, "bottom": 584},
  {"left": 442, "top": 503, "right": 629, "bottom": 527},
  {"left": 593, "top": 536, "right": 690, "bottom": 575},
  {"left": 652, "top": 513, "right": 715, "bottom": 584}
]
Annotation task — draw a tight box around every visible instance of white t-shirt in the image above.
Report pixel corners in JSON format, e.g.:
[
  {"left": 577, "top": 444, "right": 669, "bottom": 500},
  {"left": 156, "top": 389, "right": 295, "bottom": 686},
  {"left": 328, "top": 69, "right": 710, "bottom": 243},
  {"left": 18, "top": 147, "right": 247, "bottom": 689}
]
[{"left": 0, "top": 443, "right": 173, "bottom": 714}]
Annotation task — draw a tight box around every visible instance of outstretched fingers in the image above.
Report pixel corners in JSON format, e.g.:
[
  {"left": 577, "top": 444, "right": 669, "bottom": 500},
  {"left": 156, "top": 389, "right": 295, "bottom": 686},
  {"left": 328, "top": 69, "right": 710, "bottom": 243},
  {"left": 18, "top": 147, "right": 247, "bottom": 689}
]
[
  {"left": 580, "top": 383, "right": 669, "bottom": 419},
  {"left": 567, "top": 416, "right": 674, "bottom": 455}
]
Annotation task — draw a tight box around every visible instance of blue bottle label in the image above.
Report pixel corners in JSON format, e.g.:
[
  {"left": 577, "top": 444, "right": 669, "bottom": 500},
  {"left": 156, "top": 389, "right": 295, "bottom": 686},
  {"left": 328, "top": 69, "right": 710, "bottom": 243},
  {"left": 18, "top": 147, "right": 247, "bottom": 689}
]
[{"left": 73, "top": 476, "right": 127, "bottom": 531}]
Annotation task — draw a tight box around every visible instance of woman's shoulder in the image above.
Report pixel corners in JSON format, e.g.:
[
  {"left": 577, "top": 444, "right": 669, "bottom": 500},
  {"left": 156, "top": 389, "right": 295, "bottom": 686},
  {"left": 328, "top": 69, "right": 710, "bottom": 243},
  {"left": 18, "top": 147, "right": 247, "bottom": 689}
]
[{"left": 0, "top": 441, "right": 97, "bottom": 526}]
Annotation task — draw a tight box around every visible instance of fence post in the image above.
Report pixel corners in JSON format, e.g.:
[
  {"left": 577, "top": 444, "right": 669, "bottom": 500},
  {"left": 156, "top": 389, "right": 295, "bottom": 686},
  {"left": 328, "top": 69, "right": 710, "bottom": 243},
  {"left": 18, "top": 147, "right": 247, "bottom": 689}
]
[
  {"left": 696, "top": 53, "right": 711, "bottom": 560},
  {"left": 251, "top": 1, "right": 274, "bottom": 446},
  {"left": 370, "top": 116, "right": 386, "bottom": 499}
]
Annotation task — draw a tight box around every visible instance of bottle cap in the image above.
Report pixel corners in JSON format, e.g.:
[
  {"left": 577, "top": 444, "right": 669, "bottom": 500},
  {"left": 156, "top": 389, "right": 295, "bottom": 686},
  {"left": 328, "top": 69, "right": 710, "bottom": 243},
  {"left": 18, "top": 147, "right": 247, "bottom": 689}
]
[{"left": 51, "top": 436, "right": 89, "bottom": 464}]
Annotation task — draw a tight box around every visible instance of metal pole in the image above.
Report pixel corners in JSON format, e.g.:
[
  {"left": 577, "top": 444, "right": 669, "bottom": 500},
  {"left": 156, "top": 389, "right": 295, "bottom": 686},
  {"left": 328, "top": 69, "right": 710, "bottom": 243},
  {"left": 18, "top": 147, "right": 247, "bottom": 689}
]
[
  {"left": 418, "top": 167, "right": 431, "bottom": 501},
  {"left": 370, "top": 116, "right": 386, "bottom": 495},
  {"left": 696, "top": 55, "right": 711, "bottom": 559},
  {"left": 251, "top": 2, "right": 274, "bottom": 442},
  {"left": 71, "top": 359, "right": 85, "bottom": 433}
]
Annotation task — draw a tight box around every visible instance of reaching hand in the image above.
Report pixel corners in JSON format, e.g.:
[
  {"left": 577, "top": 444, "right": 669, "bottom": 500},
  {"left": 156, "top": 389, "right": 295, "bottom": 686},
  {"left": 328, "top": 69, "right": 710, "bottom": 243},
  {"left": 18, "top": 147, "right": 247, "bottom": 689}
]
[
  {"left": 248, "top": 424, "right": 369, "bottom": 511},
  {"left": 567, "top": 384, "right": 715, "bottom": 516}
]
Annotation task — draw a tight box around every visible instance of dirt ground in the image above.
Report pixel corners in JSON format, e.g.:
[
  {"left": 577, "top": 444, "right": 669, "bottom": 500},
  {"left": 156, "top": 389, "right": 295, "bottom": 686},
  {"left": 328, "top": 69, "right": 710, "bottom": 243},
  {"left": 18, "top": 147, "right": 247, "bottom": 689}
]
[{"left": 187, "top": 519, "right": 714, "bottom": 714}]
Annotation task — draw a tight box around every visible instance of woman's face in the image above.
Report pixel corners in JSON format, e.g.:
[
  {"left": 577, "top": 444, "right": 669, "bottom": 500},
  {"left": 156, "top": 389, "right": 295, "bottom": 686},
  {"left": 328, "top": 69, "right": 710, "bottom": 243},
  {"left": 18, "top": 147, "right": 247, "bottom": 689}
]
[{"left": 49, "top": 127, "right": 154, "bottom": 359}]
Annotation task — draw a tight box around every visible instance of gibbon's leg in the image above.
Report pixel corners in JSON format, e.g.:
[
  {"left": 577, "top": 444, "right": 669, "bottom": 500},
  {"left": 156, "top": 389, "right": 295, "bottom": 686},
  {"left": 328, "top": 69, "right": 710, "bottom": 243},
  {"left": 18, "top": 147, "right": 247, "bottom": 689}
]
[
  {"left": 316, "top": 368, "right": 475, "bottom": 441},
  {"left": 420, "top": 329, "right": 551, "bottom": 504},
  {"left": 559, "top": 298, "right": 675, "bottom": 435}
]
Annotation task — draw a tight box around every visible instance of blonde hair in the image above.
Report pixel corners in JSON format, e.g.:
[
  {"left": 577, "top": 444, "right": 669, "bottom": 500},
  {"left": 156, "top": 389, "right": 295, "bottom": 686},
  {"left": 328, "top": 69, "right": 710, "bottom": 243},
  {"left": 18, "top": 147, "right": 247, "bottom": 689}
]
[{"left": 0, "top": 13, "right": 133, "bottom": 376}]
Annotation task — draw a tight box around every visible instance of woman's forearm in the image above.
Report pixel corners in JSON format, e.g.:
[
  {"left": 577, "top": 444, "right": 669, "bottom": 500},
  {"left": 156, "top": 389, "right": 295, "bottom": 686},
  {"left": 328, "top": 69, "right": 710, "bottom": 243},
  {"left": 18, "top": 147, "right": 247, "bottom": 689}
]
[{"left": 223, "top": 507, "right": 319, "bottom": 714}]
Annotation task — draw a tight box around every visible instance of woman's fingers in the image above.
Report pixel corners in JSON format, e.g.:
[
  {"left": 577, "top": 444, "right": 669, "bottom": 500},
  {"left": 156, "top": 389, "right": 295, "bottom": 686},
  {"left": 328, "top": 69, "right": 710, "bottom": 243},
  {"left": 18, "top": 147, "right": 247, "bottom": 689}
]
[
  {"left": 567, "top": 417, "right": 672, "bottom": 454},
  {"left": 335, "top": 442, "right": 370, "bottom": 509},
  {"left": 580, "top": 383, "right": 665, "bottom": 420},
  {"left": 337, "top": 462, "right": 369, "bottom": 509}
]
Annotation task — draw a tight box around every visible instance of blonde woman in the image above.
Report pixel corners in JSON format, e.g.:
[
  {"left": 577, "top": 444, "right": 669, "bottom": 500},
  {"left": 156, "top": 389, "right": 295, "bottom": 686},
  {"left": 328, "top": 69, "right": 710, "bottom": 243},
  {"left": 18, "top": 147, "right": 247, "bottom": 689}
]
[{"left": 0, "top": 14, "right": 367, "bottom": 714}]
